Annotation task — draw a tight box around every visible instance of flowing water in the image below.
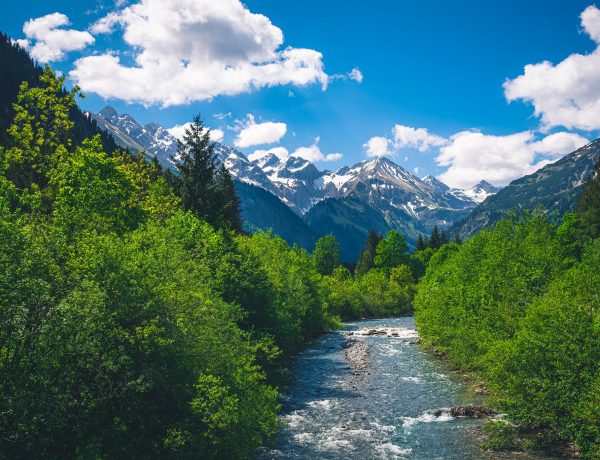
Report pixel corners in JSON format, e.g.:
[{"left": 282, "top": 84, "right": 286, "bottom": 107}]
[{"left": 259, "top": 317, "right": 554, "bottom": 460}]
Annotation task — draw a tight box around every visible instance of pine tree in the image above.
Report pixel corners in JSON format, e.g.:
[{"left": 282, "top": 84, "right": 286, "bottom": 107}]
[
  {"left": 440, "top": 230, "right": 449, "bottom": 246},
  {"left": 356, "top": 230, "right": 383, "bottom": 275},
  {"left": 416, "top": 233, "right": 427, "bottom": 251},
  {"left": 576, "top": 159, "right": 600, "bottom": 239},
  {"left": 452, "top": 232, "right": 462, "bottom": 244},
  {"left": 429, "top": 225, "right": 443, "bottom": 249},
  {"left": 215, "top": 163, "right": 243, "bottom": 233},
  {"left": 174, "top": 115, "right": 218, "bottom": 225}
]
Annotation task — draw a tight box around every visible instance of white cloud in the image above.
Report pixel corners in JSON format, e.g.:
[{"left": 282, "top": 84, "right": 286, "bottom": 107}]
[
  {"left": 436, "top": 130, "right": 589, "bottom": 189},
  {"left": 504, "top": 5, "right": 600, "bottom": 131},
  {"left": 72, "top": 0, "right": 329, "bottom": 106},
  {"left": 392, "top": 124, "right": 447, "bottom": 152},
  {"left": 213, "top": 112, "right": 232, "bottom": 121},
  {"left": 531, "top": 131, "right": 590, "bottom": 157},
  {"left": 292, "top": 137, "right": 342, "bottom": 162},
  {"left": 167, "top": 123, "right": 224, "bottom": 143},
  {"left": 248, "top": 146, "right": 290, "bottom": 162},
  {"left": 234, "top": 114, "right": 287, "bottom": 148},
  {"left": 18, "top": 13, "right": 94, "bottom": 63},
  {"left": 349, "top": 67, "right": 364, "bottom": 83},
  {"left": 363, "top": 124, "right": 447, "bottom": 159},
  {"left": 363, "top": 136, "right": 392, "bottom": 157},
  {"left": 331, "top": 66, "right": 364, "bottom": 83},
  {"left": 413, "top": 166, "right": 420, "bottom": 175}
]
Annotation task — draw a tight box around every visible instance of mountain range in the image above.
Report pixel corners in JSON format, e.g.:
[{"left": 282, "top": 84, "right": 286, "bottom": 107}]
[{"left": 89, "top": 106, "right": 499, "bottom": 258}]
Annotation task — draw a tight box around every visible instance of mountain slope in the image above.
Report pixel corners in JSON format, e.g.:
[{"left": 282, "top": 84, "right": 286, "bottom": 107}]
[
  {"left": 0, "top": 33, "right": 119, "bottom": 153},
  {"left": 235, "top": 180, "right": 319, "bottom": 250},
  {"left": 452, "top": 139, "right": 600, "bottom": 238},
  {"left": 303, "top": 196, "right": 391, "bottom": 262}
]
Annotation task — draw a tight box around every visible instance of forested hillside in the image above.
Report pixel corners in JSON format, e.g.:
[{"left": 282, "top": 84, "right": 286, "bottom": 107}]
[
  {"left": 0, "top": 33, "right": 119, "bottom": 154},
  {"left": 414, "top": 163, "right": 600, "bottom": 457},
  {"left": 0, "top": 63, "right": 416, "bottom": 458}
]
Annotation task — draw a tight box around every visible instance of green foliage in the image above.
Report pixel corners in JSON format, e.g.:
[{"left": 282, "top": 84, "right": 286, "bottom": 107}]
[
  {"left": 313, "top": 234, "right": 340, "bottom": 276},
  {"left": 323, "top": 266, "right": 363, "bottom": 320},
  {"left": 374, "top": 230, "right": 408, "bottom": 275},
  {"left": 415, "top": 212, "right": 599, "bottom": 457},
  {"left": 482, "top": 420, "right": 518, "bottom": 451},
  {"left": 6, "top": 67, "right": 79, "bottom": 195},
  {"left": 0, "top": 69, "right": 347, "bottom": 459},
  {"left": 358, "top": 269, "right": 412, "bottom": 317}
]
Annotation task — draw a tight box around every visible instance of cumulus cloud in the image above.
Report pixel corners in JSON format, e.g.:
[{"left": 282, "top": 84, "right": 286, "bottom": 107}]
[
  {"left": 436, "top": 130, "right": 589, "bottom": 189},
  {"left": 17, "top": 13, "right": 94, "bottom": 63},
  {"left": 504, "top": 5, "right": 600, "bottom": 131},
  {"left": 392, "top": 124, "right": 447, "bottom": 152},
  {"left": 167, "top": 123, "right": 224, "bottom": 143},
  {"left": 531, "top": 131, "right": 590, "bottom": 157},
  {"left": 234, "top": 114, "right": 287, "bottom": 148},
  {"left": 72, "top": 0, "right": 329, "bottom": 106},
  {"left": 363, "top": 136, "right": 392, "bottom": 157},
  {"left": 291, "top": 137, "right": 342, "bottom": 162},
  {"left": 363, "top": 124, "right": 447, "bottom": 158}
]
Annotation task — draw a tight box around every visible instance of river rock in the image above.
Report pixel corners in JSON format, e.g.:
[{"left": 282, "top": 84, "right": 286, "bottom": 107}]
[
  {"left": 344, "top": 338, "right": 371, "bottom": 372},
  {"left": 450, "top": 405, "right": 498, "bottom": 418}
]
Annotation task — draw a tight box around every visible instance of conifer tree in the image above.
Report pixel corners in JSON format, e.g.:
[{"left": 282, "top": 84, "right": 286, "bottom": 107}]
[
  {"left": 174, "top": 115, "right": 218, "bottom": 225},
  {"left": 356, "top": 230, "right": 383, "bottom": 275},
  {"left": 429, "top": 225, "right": 443, "bottom": 249},
  {"left": 576, "top": 159, "right": 600, "bottom": 239},
  {"left": 452, "top": 232, "right": 462, "bottom": 244},
  {"left": 215, "top": 163, "right": 243, "bottom": 232},
  {"left": 416, "top": 233, "right": 427, "bottom": 251}
]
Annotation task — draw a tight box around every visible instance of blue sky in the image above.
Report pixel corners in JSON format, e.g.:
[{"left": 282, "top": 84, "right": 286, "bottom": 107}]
[{"left": 3, "top": 0, "right": 600, "bottom": 188}]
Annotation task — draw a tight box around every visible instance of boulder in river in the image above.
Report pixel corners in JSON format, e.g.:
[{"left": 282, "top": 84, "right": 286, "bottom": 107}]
[{"left": 450, "top": 405, "right": 498, "bottom": 418}]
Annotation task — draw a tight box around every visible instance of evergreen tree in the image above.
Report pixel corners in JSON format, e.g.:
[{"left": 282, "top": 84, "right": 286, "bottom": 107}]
[
  {"left": 356, "top": 230, "right": 382, "bottom": 275},
  {"left": 452, "top": 232, "right": 462, "bottom": 244},
  {"left": 416, "top": 233, "right": 427, "bottom": 251},
  {"left": 174, "top": 115, "right": 218, "bottom": 225},
  {"left": 313, "top": 234, "right": 341, "bottom": 276},
  {"left": 576, "top": 158, "right": 600, "bottom": 240},
  {"left": 440, "top": 230, "right": 449, "bottom": 246},
  {"left": 429, "top": 225, "right": 443, "bottom": 249},
  {"left": 215, "top": 163, "right": 243, "bottom": 232}
]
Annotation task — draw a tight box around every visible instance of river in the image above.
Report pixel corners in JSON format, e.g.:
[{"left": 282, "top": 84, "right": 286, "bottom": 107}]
[{"left": 258, "top": 317, "right": 557, "bottom": 460}]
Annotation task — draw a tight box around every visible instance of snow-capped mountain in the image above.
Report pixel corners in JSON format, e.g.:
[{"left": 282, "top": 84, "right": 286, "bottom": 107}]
[
  {"left": 454, "top": 180, "right": 501, "bottom": 203},
  {"left": 317, "top": 157, "right": 478, "bottom": 231},
  {"left": 93, "top": 106, "right": 179, "bottom": 169},
  {"left": 90, "top": 106, "right": 498, "bottom": 240}
]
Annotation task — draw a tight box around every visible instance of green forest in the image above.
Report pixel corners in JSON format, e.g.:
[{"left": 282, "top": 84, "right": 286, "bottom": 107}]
[
  {"left": 0, "top": 66, "right": 415, "bottom": 458},
  {"left": 414, "top": 172, "right": 600, "bottom": 457}
]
